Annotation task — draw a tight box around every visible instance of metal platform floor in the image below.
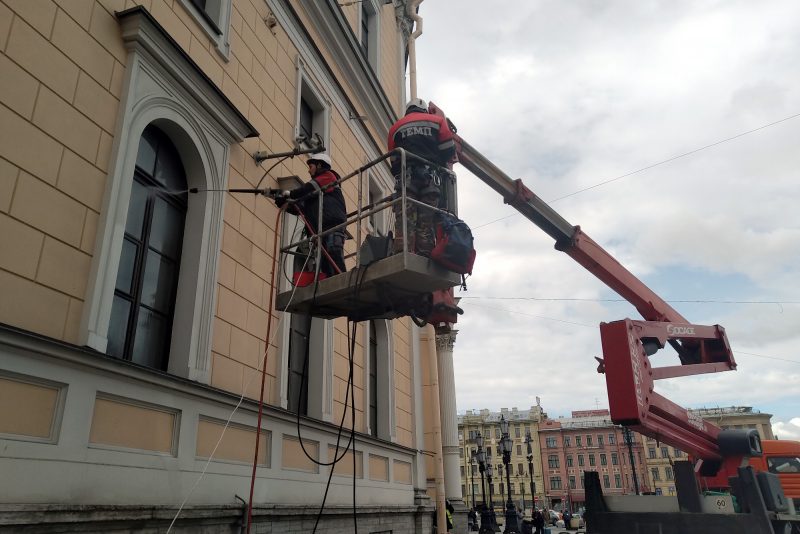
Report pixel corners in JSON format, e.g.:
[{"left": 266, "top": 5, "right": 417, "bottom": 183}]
[{"left": 275, "top": 252, "right": 462, "bottom": 320}]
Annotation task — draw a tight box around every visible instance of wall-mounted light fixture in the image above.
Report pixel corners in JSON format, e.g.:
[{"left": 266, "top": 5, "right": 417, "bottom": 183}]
[{"left": 264, "top": 10, "right": 278, "bottom": 35}]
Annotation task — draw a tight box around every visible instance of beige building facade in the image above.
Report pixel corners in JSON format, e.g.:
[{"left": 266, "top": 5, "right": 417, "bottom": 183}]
[
  {"left": 0, "top": 0, "right": 452, "bottom": 531},
  {"left": 640, "top": 435, "right": 687, "bottom": 497}
]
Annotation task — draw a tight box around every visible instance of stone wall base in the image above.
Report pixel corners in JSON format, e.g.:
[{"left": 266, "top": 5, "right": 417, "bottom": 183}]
[{"left": 0, "top": 503, "right": 437, "bottom": 533}]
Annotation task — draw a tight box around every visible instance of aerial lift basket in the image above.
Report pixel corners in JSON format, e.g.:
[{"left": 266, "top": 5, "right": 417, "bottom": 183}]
[{"left": 274, "top": 150, "right": 462, "bottom": 321}]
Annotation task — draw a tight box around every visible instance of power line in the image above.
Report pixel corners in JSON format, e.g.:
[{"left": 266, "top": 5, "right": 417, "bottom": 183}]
[
  {"left": 462, "top": 302, "right": 595, "bottom": 328},
  {"left": 461, "top": 304, "right": 800, "bottom": 364},
  {"left": 472, "top": 111, "right": 800, "bottom": 230},
  {"left": 550, "top": 112, "right": 800, "bottom": 202},
  {"left": 733, "top": 350, "right": 800, "bottom": 365},
  {"left": 460, "top": 296, "right": 800, "bottom": 305}
]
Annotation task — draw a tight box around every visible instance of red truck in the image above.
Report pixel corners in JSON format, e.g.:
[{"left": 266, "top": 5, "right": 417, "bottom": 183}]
[{"left": 700, "top": 439, "right": 800, "bottom": 511}]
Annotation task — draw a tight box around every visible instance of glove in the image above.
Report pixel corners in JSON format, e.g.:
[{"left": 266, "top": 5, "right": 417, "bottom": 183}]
[{"left": 275, "top": 195, "right": 288, "bottom": 208}]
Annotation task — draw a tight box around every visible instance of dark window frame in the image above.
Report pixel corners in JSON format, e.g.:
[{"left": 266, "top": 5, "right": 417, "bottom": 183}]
[
  {"left": 287, "top": 313, "right": 311, "bottom": 415},
  {"left": 299, "top": 98, "right": 314, "bottom": 142},
  {"left": 369, "top": 321, "right": 378, "bottom": 437},
  {"left": 189, "top": 0, "right": 222, "bottom": 34},
  {"left": 109, "top": 126, "right": 187, "bottom": 371},
  {"left": 360, "top": 2, "right": 370, "bottom": 54}
]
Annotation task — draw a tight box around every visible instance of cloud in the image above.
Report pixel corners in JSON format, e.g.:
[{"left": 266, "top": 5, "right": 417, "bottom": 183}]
[
  {"left": 773, "top": 419, "right": 800, "bottom": 441},
  {"left": 415, "top": 1, "right": 800, "bottom": 425}
]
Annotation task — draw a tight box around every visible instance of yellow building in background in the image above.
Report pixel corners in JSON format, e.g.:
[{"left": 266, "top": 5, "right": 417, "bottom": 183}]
[{"left": 458, "top": 407, "right": 548, "bottom": 514}]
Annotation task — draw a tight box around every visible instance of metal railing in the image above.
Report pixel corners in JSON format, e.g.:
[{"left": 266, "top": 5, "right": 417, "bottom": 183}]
[{"left": 279, "top": 147, "right": 456, "bottom": 279}]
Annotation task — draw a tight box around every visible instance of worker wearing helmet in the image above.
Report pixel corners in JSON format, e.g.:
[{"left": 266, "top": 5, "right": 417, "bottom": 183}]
[
  {"left": 276, "top": 153, "right": 347, "bottom": 277},
  {"left": 387, "top": 98, "right": 456, "bottom": 256}
]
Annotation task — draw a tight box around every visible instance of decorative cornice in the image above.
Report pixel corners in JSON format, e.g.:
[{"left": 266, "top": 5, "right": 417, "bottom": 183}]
[
  {"left": 116, "top": 6, "right": 258, "bottom": 140},
  {"left": 394, "top": 1, "right": 414, "bottom": 40}
]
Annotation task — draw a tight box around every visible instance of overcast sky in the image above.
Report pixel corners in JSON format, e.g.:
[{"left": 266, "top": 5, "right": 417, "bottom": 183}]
[{"left": 413, "top": 0, "right": 800, "bottom": 440}]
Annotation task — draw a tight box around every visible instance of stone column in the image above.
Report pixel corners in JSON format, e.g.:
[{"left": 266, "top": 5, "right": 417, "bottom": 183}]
[
  {"left": 436, "top": 328, "right": 467, "bottom": 533},
  {"left": 410, "top": 324, "right": 432, "bottom": 529},
  {"left": 435, "top": 329, "right": 461, "bottom": 500}
]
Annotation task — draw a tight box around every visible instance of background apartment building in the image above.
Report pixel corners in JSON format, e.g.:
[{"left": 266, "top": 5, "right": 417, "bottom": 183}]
[
  {"left": 0, "top": 0, "right": 457, "bottom": 531},
  {"left": 460, "top": 404, "right": 780, "bottom": 511},
  {"left": 691, "top": 406, "right": 775, "bottom": 440},
  {"left": 458, "top": 404, "right": 777, "bottom": 510},
  {"left": 538, "top": 409, "right": 650, "bottom": 511},
  {"left": 458, "top": 406, "right": 548, "bottom": 514},
  {"left": 640, "top": 435, "right": 687, "bottom": 497},
  {"left": 458, "top": 407, "right": 652, "bottom": 514}
]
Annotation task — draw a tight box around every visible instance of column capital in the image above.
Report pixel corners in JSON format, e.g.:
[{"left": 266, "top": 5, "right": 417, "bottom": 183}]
[{"left": 435, "top": 330, "right": 459, "bottom": 351}]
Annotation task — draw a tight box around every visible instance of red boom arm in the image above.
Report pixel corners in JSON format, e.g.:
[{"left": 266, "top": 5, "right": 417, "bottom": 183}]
[{"left": 429, "top": 102, "right": 738, "bottom": 460}]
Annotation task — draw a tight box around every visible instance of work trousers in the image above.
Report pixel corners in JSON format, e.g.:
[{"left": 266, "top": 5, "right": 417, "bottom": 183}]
[
  {"left": 393, "top": 165, "right": 441, "bottom": 256},
  {"left": 295, "top": 230, "right": 346, "bottom": 278}
]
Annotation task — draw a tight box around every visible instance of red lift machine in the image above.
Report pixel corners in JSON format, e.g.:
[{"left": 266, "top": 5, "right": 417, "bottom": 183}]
[{"left": 428, "top": 102, "right": 797, "bottom": 533}]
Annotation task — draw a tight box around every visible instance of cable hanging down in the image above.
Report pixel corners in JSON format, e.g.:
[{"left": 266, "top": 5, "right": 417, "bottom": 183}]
[
  {"left": 167, "top": 169, "right": 355, "bottom": 533},
  {"left": 167, "top": 202, "right": 298, "bottom": 534}
]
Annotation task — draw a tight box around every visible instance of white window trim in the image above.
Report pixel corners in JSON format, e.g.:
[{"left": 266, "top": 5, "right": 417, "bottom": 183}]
[
  {"left": 364, "top": 319, "right": 395, "bottom": 440},
  {"left": 178, "top": 0, "right": 232, "bottom": 60},
  {"left": 276, "top": 214, "right": 334, "bottom": 422},
  {"left": 81, "top": 8, "right": 256, "bottom": 383},
  {"left": 358, "top": 0, "right": 381, "bottom": 73},
  {"left": 365, "top": 171, "right": 392, "bottom": 236},
  {"left": 294, "top": 57, "right": 331, "bottom": 151},
  {"left": 277, "top": 58, "right": 334, "bottom": 419}
]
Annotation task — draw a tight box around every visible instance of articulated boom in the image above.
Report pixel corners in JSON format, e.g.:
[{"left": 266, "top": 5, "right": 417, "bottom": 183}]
[
  {"left": 600, "top": 319, "right": 735, "bottom": 460},
  {"left": 429, "top": 102, "right": 738, "bottom": 461}
]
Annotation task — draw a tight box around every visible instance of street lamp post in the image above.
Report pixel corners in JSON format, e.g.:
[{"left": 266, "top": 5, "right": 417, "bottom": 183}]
[
  {"left": 623, "top": 427, "right": 640, "bottom": 495},
  {"left": 497, "top": 460, "right": 506, "bottom": 505},
  {"left": 487, "top": 462, "right": 498, "bottom": 532},
  {"left": 476, "top": 432, "right": 495, "bottom": 534},
  {"left": 524, "top": 430, "right": 537, "bottom": 511},
  {"left": 500, "top": 415, "right": 520, "bottom": 533},
  {"left": 470, "top": 451, "right": 477, "bottom": 510}
]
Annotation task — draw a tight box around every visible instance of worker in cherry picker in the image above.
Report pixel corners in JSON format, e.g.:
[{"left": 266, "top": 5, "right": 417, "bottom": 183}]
[
  {"left": 275, "top": 153, "right": 347, "bottom": 277},
  {"left": 387, "top": 98, "right": 456, "bottom": 256}
]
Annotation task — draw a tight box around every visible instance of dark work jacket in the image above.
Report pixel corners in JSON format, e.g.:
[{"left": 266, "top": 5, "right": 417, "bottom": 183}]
[
  {"left": 289, "top": 169, "right": 346, "bottom": 234},
  {"left": 387, "top": 111, "right": 456, "bottom": 174}
]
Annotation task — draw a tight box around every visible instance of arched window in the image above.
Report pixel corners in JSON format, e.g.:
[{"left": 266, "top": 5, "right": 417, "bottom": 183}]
[
  {"left": 83, "top": 9, "right": 257, "bottom": 383},
  {"left": 107, "top": 126, "right": 187, "bottom": 370}
]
